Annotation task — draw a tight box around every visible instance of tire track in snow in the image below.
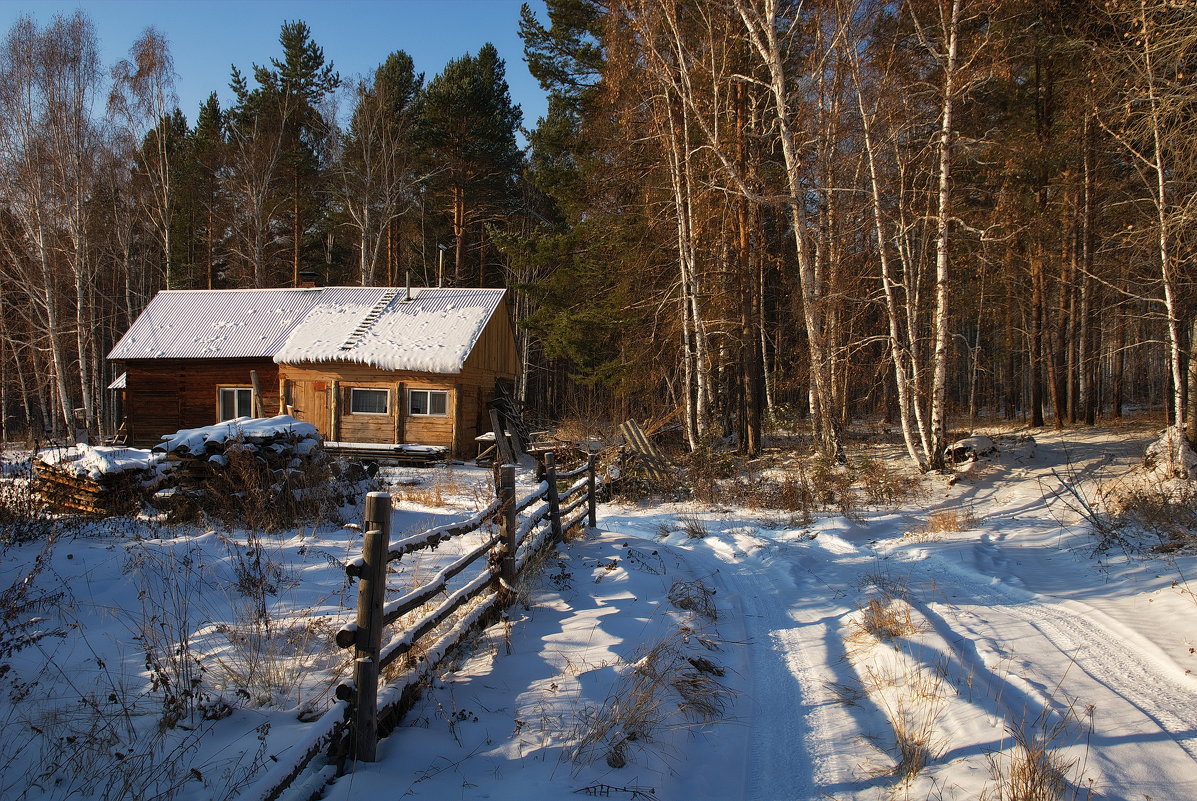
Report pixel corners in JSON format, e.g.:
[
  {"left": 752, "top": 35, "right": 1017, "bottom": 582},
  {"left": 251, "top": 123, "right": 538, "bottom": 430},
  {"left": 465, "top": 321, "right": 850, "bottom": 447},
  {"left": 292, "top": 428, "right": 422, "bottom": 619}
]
[
  {"left": 694, "top": 531, "right": 863, "bottom": 801},
  {"left": 741, "top": 580, "right": 814, "bottom": 801},
  {"left": 895, "top": 547, "right": 1197, "bottom": 788}
]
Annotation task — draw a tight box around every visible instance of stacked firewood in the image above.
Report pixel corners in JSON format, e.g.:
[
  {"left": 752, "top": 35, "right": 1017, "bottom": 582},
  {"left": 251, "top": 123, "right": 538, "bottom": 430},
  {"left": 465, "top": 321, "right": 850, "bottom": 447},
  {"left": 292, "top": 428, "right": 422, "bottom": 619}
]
[
  {"left": 33, "top": 417, "right": 324, "bottom": 519},
  {"left": 150, "top": 416, "right": 329, "bottom": 525},
  {"left": 153, "top": 415, "right": 323, "bottom": 488},
  {"left": 33, "top": 446, "right": 167, "bottom": 516}
]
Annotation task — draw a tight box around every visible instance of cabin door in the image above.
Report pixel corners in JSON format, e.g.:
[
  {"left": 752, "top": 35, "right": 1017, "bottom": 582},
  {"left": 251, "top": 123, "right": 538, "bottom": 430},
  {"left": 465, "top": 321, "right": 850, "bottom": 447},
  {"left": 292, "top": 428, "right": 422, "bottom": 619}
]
[{"left": 291, "top": 380, "right": 332, "bottom": 439}]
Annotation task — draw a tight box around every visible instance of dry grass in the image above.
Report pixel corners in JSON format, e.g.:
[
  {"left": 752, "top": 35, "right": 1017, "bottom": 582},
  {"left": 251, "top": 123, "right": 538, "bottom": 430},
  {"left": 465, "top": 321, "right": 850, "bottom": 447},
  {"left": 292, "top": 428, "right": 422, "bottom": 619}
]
[
  {"left": 393, "top": 483, "right": 447, "bottom": 507},
  {"left": 678, "top": 514, "right": 709, "bottom": 539},
  {"left": 1107, "top": 481, "right": 1197, "bottom": 553},
  {"left": 884, "top": 670, "right": 947, "bottom": 783},
  {"left": 839, "top": 578, "right": 945, "bottom": 783},
  {"left": 570, "top": 628, "right": 732, "bottom": 770},
  {"left": 667, "top": 579, "right": 718, "bottom": 621},
  {"left": 0, "top": 457, "right": 58, "bottom": 547},
  {"left": 904, "top": 508, "right": 981, "bottom": 541},
  {"left": 855, "top": 456, "right": 925, "bottom": 506},
  {"left": 650, "top": 521, "right": 673, "bottom": 539},
  {"left": 847, "top": 585, "right": 926, "bottom": 647},
  {"left": 672, "top": 668, "right": 729, "bottom": 722},
  {"left": 840, "top": 662, "right": 948, "bottom": 784},
  {"left": 389, "top": 466, "right": 466, "bottom": 508},
  {"left": 985, "top": 701, "right": 1093, "bottom": 801}
]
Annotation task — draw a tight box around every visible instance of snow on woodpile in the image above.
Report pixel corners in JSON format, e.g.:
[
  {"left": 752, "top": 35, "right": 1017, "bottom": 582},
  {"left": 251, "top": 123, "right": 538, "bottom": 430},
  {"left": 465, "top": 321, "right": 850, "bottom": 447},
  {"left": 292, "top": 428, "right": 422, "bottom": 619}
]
[
  {"left": 34, "top": 445, "right": 170, "bottom": 516},
  {"left": 149, "top": 416, "right": 336, "bottom": 527},
  {"left": 155, "top": 415, "right": 319, "bottom": 458},
  {"left": 1143, "top": 426, "right": 1197, "bottom": 479},
  {"left": 37, "top": 445, "right": 165, "bottom": 480},
  {"left": 273, "top": 287, "right": 505, "bottom": 373}
]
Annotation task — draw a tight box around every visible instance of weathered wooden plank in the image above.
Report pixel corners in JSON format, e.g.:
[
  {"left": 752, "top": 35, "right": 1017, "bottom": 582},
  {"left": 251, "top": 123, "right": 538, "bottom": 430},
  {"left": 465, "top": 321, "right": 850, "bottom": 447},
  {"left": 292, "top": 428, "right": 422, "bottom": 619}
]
[
  {"left": 461, "top": 300, "right": 520, "bottom": 376},
  {"left": 489, "top": 408, "right": 518, "bottom": 465},
  {"left": 619, "top": 419, "right": 675, "bottom": 484},
  {"left": 395, "top": 381, "right": 405, "bottom": 444},
  {"left": 329, "top": 380, "right": 340, "bottom": 441}
]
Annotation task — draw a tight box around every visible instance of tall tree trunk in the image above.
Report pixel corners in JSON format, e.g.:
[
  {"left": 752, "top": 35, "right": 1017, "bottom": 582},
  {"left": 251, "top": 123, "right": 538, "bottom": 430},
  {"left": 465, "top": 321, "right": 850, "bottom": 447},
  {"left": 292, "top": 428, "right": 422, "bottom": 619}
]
[
  {"left": 1112, "top": 305, "right": 1126, "bottom": 418},
  {"left": 293, "top": 170, "right": 301, "bottom": 286},
  {"left": 1030, "top": 248, "right": 1045, "bottom": 428},
  {"left": 928, "top": 0, "right": 963, "bottom": 469},
  {"left": 736, "top": 0, "right": 843, "bottom": 461},
  {"left": 1186, "top": 317, "right": 1197, "bottom": 448},
  {"left": 453, "top": 189, "right": 466, "bottom": 286},
  {"left": 852, "top": 49, "right": 927, "bottom": 469},
  {"left": 1135, "top": 0, "right": 1187, "bottom": 439},
  {"left": 1078, "top": 113, "right": 1096, "bottom": 425}
]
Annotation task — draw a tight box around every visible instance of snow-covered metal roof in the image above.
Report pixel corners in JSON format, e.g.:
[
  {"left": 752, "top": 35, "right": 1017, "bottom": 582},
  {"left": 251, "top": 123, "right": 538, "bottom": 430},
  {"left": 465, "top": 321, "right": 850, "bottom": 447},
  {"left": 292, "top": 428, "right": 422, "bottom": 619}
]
[
  {"left": 107, "top": 287, "right": 507, "bottom": 374},
  {"left": 107, "top": 288, "right": 323, "bottom": 360},
  {"left": 272, "top": 287, "right": 507, "bottom": 373}
]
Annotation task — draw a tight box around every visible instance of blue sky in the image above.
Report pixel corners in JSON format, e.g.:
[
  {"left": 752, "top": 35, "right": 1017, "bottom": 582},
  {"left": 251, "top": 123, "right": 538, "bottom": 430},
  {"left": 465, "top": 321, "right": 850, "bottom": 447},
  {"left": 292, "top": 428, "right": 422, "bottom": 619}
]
[{"left": 0, "top": 0, "right": 549, "bottom": 132}]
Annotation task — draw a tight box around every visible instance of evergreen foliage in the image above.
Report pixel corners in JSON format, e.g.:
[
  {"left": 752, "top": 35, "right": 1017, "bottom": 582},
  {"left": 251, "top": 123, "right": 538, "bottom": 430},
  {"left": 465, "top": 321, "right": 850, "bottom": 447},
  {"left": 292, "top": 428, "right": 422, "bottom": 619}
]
[{"left": 0, "top": 3, "right": 1193, "bottom": 460}]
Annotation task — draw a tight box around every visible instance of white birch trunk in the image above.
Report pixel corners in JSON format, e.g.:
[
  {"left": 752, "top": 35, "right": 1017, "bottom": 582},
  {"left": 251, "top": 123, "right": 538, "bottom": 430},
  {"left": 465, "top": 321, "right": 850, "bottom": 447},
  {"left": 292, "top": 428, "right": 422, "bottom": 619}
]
[
  {"left": 853, "top": 56, "right": 927, "bottom": 470},
  {"left": 928, "top": 0, "right": 962, "bottom": 470},
  {"left": 736, "top": 0, "right": 844, "bottom": 461}
]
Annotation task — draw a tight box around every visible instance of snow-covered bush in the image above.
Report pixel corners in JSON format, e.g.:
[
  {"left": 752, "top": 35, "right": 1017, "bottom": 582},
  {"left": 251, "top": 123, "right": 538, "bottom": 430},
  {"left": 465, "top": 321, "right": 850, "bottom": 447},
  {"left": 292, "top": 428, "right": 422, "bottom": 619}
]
[
  {"left": 0, "top": 457, "right": 53, "bottom": 546},
  {"left": 1142, "top": 426, "right": 1197, "bottom": 479}
]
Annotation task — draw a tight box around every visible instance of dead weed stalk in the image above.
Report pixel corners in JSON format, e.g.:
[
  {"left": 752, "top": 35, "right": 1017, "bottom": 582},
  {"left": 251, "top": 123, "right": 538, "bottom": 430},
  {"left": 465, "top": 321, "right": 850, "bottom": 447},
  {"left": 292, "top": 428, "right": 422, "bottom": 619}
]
[
  {"left": 570, "top": 628, "right": 732, "bottom": 770},
  {"left": 985, "top": 700, "right": 1094, "bottom": 801}
]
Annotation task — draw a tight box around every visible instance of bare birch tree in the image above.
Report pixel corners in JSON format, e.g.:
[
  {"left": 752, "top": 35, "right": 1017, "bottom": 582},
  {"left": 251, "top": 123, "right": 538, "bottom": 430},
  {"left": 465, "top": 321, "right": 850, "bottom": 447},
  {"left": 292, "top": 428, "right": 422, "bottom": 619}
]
[
  {"left": 109, "top": 27, "right": 178, "bottom": 292},
  {"left": 335, "top": 52, "right": 424, "bottom": 286},
  {"left": 733, "top": 0, "right": 846, "bottom": 460},
  {"left": 1095, "top": 0, "right": 1197, "bottom": 453},
  {"left": 0, "top": 13, "right": 105, "bottom": 432}
]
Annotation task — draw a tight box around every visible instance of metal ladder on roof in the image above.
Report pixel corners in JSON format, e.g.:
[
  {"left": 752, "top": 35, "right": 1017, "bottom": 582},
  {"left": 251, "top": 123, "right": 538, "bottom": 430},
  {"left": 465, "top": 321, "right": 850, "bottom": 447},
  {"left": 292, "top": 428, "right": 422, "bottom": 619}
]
[{"left": 339, "top": 290, "right": 400, "bottom": 350}]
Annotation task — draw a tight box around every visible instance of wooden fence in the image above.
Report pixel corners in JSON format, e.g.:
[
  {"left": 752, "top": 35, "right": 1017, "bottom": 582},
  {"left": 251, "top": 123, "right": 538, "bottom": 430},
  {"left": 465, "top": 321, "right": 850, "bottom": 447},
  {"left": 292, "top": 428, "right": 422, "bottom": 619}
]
[{"left": 241, "top": 454, "right": 600, "bottom": 800}]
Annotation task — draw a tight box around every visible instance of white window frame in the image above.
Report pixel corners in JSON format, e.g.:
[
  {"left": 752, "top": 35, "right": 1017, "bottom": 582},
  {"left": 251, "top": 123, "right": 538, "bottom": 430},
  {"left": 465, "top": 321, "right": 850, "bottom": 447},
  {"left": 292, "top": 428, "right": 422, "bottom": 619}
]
[
  {"left": 408, "top": 389, "right": 449, "bottom": 417},
  {"left": 349, "top": 387, "right": 390, "bottom": 415},
  {"left": 218, "top": 386, "right": 255, "bottom": 421}
]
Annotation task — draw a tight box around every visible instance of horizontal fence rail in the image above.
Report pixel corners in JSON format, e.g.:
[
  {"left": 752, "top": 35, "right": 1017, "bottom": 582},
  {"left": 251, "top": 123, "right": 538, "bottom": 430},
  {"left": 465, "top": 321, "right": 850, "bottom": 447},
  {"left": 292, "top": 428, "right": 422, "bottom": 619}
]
[
  {"left": 243, "top": 453, "right": 601, "bottom": 801},
  {"left": 338, "top": 453, "right": 600, "bottom": 764}
]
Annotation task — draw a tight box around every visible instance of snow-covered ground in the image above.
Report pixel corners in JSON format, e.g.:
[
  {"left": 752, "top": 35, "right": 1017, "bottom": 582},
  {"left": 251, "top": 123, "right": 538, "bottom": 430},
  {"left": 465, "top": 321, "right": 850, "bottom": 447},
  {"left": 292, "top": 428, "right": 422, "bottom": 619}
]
[{"left": 2, "top": 421, "right": 1196, "bottom": 800}]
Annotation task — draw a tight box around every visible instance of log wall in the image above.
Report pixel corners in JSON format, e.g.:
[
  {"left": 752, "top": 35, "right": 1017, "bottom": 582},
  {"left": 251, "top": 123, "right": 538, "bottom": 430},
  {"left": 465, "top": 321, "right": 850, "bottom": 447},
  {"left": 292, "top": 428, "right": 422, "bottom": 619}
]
[
  {"left": 280, "top": 364, "right": 506, "bottom": 456},
  {"left": 122, "top": 360, "right": 280, "bottom": 446}
]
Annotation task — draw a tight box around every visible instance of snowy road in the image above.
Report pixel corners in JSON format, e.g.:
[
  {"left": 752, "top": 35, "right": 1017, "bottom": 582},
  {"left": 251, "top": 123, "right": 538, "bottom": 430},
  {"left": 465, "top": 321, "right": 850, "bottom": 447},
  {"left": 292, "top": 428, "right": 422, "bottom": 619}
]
[{"left": 325, "top": 426, "right": 1197, "bottom": 800}]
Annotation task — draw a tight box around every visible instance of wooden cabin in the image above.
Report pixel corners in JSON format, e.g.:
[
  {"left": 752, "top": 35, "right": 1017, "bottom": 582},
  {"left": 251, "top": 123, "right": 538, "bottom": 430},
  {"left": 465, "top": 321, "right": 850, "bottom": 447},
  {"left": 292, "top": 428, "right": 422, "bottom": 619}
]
[{"left": 107, "top": 287, "right": 519, "bottom": 456}]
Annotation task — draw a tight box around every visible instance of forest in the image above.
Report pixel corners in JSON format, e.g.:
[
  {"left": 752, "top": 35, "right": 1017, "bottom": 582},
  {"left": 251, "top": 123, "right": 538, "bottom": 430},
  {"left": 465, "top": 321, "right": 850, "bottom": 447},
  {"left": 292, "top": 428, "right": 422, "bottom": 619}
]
[{"left": 0, "top": 0, "right": 1195, "bottom": 472}]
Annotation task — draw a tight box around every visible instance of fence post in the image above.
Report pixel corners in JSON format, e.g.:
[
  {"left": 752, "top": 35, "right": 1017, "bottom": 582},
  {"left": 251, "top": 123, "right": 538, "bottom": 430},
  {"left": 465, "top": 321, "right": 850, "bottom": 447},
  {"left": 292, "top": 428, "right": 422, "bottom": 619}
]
[
  {"left": 500, "top": 465, "right": 517, "bottom": 591},
  {"left": 353, "top": 491, "right": 391, "bottom": 762},
  {"left": 545, "top": 452, "right": 562, "bottom": 541},
  {"left": 587, "top": 453, "right": 597, "bottom": 527}
]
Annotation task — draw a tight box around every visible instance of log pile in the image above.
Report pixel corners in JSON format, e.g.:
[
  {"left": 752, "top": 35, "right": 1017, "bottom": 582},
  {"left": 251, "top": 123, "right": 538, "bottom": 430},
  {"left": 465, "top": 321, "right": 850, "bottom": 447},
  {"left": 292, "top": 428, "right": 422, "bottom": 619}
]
[
  {"left": 34, "top": 446, "right": 167, "bottom": 516},
  {"left": 154, "top": 415, "right": 323, "bottom": 484},
  {"left": 34, "top": 417, "right": 325, "bottom": 519},
  {"left": 151, "top": 416, "right": 328, "bottom": 523}
]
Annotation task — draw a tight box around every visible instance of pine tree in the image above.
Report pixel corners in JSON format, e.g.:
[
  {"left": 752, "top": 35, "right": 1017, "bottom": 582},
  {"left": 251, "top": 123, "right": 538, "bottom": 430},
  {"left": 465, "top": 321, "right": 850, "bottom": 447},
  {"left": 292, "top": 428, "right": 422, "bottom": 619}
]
[
  {"left": 225, "top": 20, "right": 338, "bottom": 286},
  {"left": 421, "top": 43, "right": 523, "bottom": 286},
  {"left": 175, "top": 93, "right": 226, "bottom": 288}
]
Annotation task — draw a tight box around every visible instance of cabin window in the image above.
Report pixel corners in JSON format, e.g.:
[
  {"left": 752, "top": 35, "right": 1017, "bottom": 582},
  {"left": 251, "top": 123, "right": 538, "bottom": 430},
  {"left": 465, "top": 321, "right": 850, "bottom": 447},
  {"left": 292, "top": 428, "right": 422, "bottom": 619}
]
[
  {"left": 219, "top": 387, "right": 254, "bottom": 421},
  {"left": 409, "top": 389, "right": 448, "bottom": 416},
  {"left": 350, "top": 388, "right": 390, "bottom": 415}
]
